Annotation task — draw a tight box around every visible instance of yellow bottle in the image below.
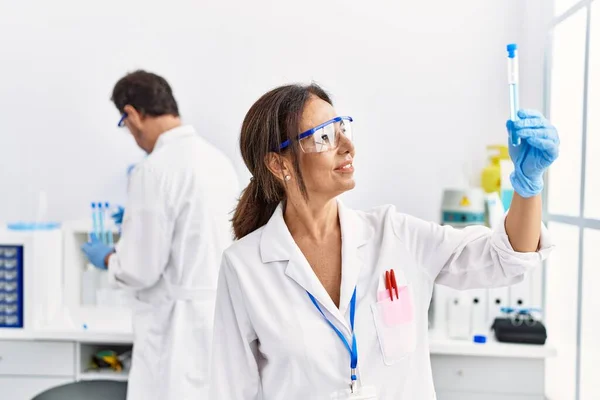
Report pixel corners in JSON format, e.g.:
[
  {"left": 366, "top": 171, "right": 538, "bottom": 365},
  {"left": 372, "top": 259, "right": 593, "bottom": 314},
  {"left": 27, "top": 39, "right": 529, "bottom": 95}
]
[{"left": 481, "top": 145, "right": 509, "bottom": 196}]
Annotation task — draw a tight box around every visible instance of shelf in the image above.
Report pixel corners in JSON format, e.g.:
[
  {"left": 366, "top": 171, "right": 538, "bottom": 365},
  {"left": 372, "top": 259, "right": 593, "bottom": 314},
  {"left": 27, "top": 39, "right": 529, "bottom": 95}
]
[
  {"left": 428, "top": 330, "right": 557, "bottom": 359},
  {"left": 0, "top": 329, "right": 36, "bottom": 340},
  {"left": 38, "top": 330, "right": 133, "bottom": 343},
  {"left": 79, "top": 342, "right": 132, "bottom": 384},
  {"left": 79, "top": 370, "right": 129, "bottom": 382}
]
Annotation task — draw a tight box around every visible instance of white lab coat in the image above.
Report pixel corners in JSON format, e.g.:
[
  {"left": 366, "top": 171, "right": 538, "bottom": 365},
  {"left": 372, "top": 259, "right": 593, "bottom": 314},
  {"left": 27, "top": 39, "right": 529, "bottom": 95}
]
[
  {"left": 210, "top": 200, "right": 553, "bottom": 399},
  {"left": 108, "top": 125, "right": 239, "bottom": 400}
]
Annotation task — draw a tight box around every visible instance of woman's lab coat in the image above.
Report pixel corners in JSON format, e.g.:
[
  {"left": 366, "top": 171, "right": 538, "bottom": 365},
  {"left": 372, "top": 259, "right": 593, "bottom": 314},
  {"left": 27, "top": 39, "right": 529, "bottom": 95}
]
[
  {"left": 210, "top": 200, "right": 553, "bottom": 399},
  {"left": 108, "top": 126, "right": 240, "bottom": 400}
]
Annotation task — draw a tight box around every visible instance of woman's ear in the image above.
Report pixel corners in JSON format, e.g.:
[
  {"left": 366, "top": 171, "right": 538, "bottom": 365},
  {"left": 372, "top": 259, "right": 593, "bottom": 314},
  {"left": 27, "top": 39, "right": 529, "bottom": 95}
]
[{"left": 265, "top": 152, "right": 292, "bottom": 182}]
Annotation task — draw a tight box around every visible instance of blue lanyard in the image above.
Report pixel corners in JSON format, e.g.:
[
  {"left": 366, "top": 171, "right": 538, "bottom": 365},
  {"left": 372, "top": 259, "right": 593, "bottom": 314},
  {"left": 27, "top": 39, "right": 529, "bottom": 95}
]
[{"left": 307, "top": 287, "right": 358, "bottom": 384}]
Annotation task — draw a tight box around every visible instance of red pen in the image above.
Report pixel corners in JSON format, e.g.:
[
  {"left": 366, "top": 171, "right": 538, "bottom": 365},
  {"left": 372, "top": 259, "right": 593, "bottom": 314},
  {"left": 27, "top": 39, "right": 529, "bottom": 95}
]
[
  {"left": 390, "top": 269, "right": 399, "bottom": 300},
  {"left": 385, "top": 270, "right": 394, "bottom": 301}
]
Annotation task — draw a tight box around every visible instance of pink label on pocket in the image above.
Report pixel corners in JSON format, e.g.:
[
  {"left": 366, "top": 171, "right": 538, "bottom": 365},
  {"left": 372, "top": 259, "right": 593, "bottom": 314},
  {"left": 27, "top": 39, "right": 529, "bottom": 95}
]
[
  {"left": 377, "top": 287, "right": 414, "bottom": 325},
  {"left": 377, "top": 290, "right": 392, "bottom": 302}
]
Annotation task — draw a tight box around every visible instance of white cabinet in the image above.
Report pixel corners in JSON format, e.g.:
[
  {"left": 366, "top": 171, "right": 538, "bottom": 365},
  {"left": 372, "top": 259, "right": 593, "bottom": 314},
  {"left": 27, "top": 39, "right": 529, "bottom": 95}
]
[
  {"left": 0, "top": 340, "right": 75, "bottom": 376},
  {"left": 0, "top": 377, "right": 73, "bottom": 400},
  {"left": 429, "top": 330, "right": 554, "bottom": 399},
  {"left": 435, "top": 393, "right": 543, "bottom": 400},
  {"left": 0, "top": 340, "right": 75, "bottom": 400},
  {"left": 432, "top": 354, "right": 545, "bottom": 400},
  {"left": 0, "top": 335, "right": 552, "bottom": 399}
]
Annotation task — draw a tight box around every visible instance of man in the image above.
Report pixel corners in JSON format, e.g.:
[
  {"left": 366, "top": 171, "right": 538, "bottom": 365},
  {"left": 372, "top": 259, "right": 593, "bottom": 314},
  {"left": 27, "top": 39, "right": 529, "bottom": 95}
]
[{"left": 82, "top": 70, "right": 240, "bottom": 399}]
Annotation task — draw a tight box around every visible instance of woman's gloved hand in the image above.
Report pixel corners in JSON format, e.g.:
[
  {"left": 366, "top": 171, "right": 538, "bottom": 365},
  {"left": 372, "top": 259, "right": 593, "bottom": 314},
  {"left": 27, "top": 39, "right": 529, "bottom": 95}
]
[{"left": 506, "top": 109, "right": 560, "bottom": 198}]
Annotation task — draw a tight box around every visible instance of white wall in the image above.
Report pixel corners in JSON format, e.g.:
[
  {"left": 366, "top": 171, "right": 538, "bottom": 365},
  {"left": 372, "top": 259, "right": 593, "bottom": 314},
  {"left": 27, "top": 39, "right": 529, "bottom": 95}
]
[{"left": 0, "top": 0, "right": 539, "bottom": 224}]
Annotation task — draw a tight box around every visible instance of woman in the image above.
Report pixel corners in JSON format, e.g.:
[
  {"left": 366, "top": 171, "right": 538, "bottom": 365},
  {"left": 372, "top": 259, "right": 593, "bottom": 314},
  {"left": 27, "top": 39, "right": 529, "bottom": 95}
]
[{"left": 210, "top": 84, "right": 558, "bottom": 399}]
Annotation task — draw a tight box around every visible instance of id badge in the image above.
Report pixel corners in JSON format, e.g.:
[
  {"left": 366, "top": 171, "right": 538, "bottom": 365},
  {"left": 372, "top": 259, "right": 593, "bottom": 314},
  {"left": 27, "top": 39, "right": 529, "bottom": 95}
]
[{"left": 330, "top": 385, "right": 377, "bottom": 400}]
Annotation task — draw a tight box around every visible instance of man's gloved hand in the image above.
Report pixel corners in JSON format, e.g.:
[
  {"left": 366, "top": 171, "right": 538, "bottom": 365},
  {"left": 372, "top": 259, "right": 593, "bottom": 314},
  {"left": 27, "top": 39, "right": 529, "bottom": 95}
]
[
  {"left": 111, "top": 206, "right": 125, "bottom": 225},
  {"left": 81, "top": 233, "right": 113, "bottom": 269}
]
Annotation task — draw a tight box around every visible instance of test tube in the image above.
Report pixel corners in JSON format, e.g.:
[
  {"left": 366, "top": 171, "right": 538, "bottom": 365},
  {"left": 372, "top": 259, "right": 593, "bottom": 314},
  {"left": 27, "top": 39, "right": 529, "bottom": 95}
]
[
  {"left": 105, "top": 202, "right": 113, "bottom": 247},
  {"left": 507, "top": 43, "right": 521, "bottom": 147},
  {"left": 91, "top": 202, "right": 100, "bottom": 240},
  {"left": 98, "top": 202, "right": 106, "bottom": 244}
]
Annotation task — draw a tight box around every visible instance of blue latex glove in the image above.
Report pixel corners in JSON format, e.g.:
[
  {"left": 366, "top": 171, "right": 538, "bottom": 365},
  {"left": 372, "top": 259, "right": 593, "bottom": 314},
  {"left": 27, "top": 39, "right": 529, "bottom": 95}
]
[
  {"left": 111, "top": 206, "right": 125, "bottom": 225},
  {"left": 81, "top": 233, "right": 113, "bottom": 269},
  {"left": 506, "top": 109, "right": 560, "bottom": 198}
]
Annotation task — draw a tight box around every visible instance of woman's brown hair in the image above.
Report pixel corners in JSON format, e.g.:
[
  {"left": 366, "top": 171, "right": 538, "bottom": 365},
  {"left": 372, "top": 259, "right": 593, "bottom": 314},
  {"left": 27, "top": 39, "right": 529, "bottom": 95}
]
[{"left": 232, "top": 83, "right": 332, "bottom": 239}]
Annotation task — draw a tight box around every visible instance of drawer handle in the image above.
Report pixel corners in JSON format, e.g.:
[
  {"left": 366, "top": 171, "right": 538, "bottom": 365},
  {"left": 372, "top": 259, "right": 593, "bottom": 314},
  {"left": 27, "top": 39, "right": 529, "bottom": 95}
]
[{"left": 456, "top": 369, "right": 463, "bottom": 377}]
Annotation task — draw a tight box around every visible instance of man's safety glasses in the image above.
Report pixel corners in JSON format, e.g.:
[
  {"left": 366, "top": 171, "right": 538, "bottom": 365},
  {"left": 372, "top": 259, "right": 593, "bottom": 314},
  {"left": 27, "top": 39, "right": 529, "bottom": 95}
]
[{"left": 117, "top": 113, "right": 128, "bottom": 127}]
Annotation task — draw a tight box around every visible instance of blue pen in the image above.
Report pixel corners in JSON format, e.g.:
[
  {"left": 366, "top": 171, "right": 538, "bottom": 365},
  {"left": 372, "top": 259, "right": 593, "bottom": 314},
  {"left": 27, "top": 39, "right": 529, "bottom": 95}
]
[
  {"left": 98, "top": 202, "right": 106, "bottom": 244},
  {"left": 105, "top": 202, "right": 113, "bottom": 247},
  {"left": 507, "top": 43, "right": 521, "bottom": 147},
  {"left": 91, "top": 202, "right": 100, "bottom": 240}
]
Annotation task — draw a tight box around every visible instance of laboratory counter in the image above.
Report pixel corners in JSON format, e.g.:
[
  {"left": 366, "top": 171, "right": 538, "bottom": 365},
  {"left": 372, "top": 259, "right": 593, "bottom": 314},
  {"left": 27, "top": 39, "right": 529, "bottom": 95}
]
[
  {"left": 0, "top": 329, "right": 554, "bottom": 400},
  {"left": 0, "top": 328, "right": 556, "bottom": 357}
]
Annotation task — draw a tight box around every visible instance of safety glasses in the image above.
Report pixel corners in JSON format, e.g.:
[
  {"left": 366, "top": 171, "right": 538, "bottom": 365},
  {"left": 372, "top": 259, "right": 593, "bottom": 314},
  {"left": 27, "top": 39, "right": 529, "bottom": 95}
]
[
  {"left": 501, "top": 307, "right": 541, "bottom": 327},
  {"left": 117, "top": 113, "right": 128, "bottom": 127},
  {"left": 279, "top": 116, "right": 353, "bottom": 153}
]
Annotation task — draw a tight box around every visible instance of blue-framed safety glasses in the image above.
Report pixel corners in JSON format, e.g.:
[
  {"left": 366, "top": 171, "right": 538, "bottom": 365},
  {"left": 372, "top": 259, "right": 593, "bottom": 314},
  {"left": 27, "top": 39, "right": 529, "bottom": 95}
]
[
  {"left": 117, "top": 113, "right": 128, "bottom": 127},
  {"left": 279, "top": 116, "right": 353, "bottom": 153}
]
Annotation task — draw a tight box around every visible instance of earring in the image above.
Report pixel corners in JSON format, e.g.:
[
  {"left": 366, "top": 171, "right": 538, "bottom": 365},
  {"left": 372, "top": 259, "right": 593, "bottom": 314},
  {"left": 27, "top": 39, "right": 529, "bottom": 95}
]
[{"left": 284, "top": 175, "right": 291, "bottom": 181}]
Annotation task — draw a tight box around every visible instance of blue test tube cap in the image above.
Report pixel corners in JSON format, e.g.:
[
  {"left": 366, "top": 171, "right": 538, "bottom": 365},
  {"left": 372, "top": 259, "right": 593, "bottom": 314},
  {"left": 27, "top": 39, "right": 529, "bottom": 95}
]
[
  {"left": 105, "top": 202, "right": 110, "bottom": 208},
  {"left": 507, "top": 43, "right": 518, "bottom": 58},
  {"left": 91, "top": 202, "right": 96, "bottom": 209},
  {"left": 473, "top": 335, "right": 487, "bottom": 344}
]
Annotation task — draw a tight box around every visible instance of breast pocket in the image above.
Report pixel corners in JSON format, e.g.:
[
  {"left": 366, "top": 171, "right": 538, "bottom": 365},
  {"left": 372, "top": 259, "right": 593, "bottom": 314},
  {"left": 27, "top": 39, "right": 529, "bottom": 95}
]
[{"left": 370, "top": 284, "right": 416, "bottom": 365}]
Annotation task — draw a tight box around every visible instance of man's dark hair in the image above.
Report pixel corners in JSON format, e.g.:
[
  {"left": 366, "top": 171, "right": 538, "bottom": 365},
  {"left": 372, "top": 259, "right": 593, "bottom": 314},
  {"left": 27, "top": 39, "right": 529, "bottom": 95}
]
[{"left": 111, "top": 70, "right": 180, "bottom": 117}]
